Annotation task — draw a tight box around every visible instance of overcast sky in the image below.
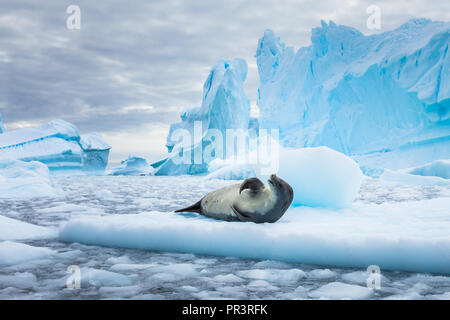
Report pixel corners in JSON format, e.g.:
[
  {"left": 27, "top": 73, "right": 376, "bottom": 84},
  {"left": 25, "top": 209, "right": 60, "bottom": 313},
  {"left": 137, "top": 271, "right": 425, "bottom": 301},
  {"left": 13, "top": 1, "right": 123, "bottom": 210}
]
[{"left": 1, "top": 0, "right": 449, "bottom": 163}]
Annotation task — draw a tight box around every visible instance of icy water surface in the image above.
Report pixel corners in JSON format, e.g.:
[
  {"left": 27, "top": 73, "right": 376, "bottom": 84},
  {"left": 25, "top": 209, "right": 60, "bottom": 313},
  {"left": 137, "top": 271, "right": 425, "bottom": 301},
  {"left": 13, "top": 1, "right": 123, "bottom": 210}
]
[{"left": 0, "top": 176, "right": 449, "bottom": 300}]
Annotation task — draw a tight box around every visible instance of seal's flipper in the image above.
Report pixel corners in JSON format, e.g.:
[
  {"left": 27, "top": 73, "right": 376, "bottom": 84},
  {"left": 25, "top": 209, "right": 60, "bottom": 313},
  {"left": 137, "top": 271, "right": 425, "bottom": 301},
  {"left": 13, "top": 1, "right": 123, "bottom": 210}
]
[
  {"left": 174, "top": 200, "right": 202, "bottom": 214},
  {"left": 231, "top": 205, "right": 253, "bottom": 222}
]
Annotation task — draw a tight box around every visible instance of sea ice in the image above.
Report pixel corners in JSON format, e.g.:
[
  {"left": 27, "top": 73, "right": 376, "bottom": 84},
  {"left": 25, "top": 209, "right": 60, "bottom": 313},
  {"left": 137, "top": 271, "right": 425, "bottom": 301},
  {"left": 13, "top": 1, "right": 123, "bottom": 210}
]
[
  {"left": 0, "top": 241, "right": 55, "bottom": 266},
  {"left": 308, "top": 282, "right": 373, "bottom": 299},
  {"left": 59, "top": 194, "right": 450, "bottom": 275},
  {"left": 0, "top": 215, "right": 57, "bottom": 241},
  {"left": 0, "top": 159, "right": 56, "bottom": 198},
  {"left": 78, "top": 268, "right": 133, "bottom": 287},
  {"left": 307, "top": 269, "right": 337, "bottom": 280}
]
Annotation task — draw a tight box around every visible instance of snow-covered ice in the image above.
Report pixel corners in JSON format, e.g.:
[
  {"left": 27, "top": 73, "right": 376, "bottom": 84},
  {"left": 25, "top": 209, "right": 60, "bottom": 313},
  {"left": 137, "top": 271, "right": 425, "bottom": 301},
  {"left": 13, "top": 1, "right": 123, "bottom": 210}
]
[
  {"left": 0, "top": 175, "right": 449, "bottom": 299},
  {"left": 59, "top": 194, "right": 450, "bottom": 275},
  {"left": 0, "top": 241, "right": 55, "bottom": 266},
  {"left": 0, "top": 159, "right": 56, "bottom": 198},
  {"left": 308, "top": 282, "right": 373, "bottom": 299},
  {"left": 0, "top": 215, "right": 57, "bottom": 241}
]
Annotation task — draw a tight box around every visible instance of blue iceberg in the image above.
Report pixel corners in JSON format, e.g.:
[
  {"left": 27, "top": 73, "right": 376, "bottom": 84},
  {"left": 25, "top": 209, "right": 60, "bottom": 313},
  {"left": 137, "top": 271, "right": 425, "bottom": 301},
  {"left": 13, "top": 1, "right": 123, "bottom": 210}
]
[
  {"left": 154, "top": 58, "right": 252, "bottom": 175},
  {"left": 0, "top": 119, "right": 111, "bottom": 172},
  {"left": 159, "top": 19, "right": 450, "bottom": 177},
  {"left": 256, "top": 19, "right": 450, "bottom": 175},
  {"left": 109, "top": 155, "right": 154, "bottom": 176}
]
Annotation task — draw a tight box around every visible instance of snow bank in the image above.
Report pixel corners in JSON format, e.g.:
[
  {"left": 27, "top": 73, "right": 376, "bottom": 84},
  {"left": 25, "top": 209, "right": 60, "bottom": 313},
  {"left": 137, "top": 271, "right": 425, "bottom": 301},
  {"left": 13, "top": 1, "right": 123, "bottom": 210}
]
[
  {"left": 0, "top": 159, "right": 56, "bottom": 198},
  {"left": 109, "top": 156, "right": 154, "bottom": 176},
  {"left": 0, "top": 215, "right": 57, "bottom": 240},
  {"left": 59, "top": 196, "right": 450, "bottom": 275},
  {"left": 0, "top": 241, "right": 55, "bottom": 266},
  {"left": 278, "top": 147, "right": 363, "bottom": 208}
]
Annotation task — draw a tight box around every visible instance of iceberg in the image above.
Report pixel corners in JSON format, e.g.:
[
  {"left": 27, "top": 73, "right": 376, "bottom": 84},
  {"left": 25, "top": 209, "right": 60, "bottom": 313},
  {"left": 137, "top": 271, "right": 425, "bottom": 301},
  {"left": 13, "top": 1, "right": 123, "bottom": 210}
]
[
  {"left": 80, "top": 133, "right": 112, "bottom": 172},
  {"left": 0, "top": 120, "right": 111, "bottom": 172},
  {"left": 256, "top": 19, "right": 450, "bottom": 174},
  {"left": 277, "top": 146, "right": 363, "bottom": 208},
  {"left": 109, "top": 155, "right": 154, "bottom": 176},
  {"left": 154, "top": 58, "right": 252, "bottom": 175}
]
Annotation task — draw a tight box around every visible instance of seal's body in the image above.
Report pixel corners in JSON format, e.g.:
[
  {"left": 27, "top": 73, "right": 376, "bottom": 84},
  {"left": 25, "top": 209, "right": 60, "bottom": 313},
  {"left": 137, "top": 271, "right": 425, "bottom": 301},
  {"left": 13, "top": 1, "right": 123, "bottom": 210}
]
[{"left": 175, "top": 174, "right": 293, "bottom": 223}]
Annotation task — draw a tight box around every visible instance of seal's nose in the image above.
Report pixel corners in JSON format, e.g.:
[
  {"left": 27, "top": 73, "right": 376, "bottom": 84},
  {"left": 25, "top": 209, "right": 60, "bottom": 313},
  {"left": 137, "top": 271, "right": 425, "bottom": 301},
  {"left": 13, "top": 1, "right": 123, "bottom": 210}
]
[{"left": 270, "top": 174, "right": 277, "bottom": 180}]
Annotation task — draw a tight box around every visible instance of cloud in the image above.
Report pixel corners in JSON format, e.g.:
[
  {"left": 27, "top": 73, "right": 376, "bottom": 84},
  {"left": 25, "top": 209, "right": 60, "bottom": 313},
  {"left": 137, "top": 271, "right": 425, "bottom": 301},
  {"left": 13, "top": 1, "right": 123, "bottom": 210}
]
[{"left": 0, "top": 0, "right": 449, "bottom": 162}]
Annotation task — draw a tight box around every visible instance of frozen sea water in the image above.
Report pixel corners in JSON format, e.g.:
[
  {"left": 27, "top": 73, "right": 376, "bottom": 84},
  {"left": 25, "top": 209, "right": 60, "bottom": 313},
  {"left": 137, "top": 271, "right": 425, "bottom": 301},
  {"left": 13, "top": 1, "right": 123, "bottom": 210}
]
[{"left": 0, "top": 176, "right": 449, "bottom": 300}]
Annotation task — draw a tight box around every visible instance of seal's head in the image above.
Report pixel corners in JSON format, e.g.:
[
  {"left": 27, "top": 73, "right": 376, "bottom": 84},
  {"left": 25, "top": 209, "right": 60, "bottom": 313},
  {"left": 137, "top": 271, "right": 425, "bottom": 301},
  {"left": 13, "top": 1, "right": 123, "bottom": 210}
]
[
  {"left": 233, "top": 174, "right": 294, "bottom": 223},
  {"left": 239, "top": 177, "right": 265, "bottom": 196},
  {"left": 267, "top": 174, "right": 294, "bottom": 214}
]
